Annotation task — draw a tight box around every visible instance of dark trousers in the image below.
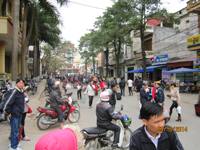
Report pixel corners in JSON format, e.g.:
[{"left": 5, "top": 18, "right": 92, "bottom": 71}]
[
  {"left": 120, "top": 87, "right": 125, "bottom": 96},
  {"left": 77, "top": 89, "right": 82, "bottom": 99},
  {"left": 89, "top": 96, "right": 94, "bottom": 107},
  {"left": 10, "top": 115, "right": 22, "bottom": 149},
  {"left": 51, "top": 104, "right": 64, "bottom": 122},
  {"left": 169, "top": 101, "right": 178, "bottom": 116},
  {"left": 128, "top": 87, "right": 133, "bottom": 95},
  {"left": 98, "top": 123, "right": 120, "bottom": 144},
  {"left": 21, "top": 113, "right": 26, "bottom": 138}
]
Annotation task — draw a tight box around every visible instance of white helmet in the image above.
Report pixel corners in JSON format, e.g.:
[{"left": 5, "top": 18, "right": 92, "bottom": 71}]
[{"left": 100, "top": 90, "right": 110, "bottom": 102}]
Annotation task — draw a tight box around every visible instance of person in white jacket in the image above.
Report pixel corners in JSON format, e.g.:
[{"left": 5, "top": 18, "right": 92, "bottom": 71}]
[{"left": 85, "top": 81, "right": 95, "bottom": 108}]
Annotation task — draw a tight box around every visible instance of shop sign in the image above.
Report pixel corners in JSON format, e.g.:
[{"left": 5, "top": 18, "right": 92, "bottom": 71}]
[
  {"left": 152, "top": 54, "right": 168, "bottom": 65},
  {"left": 194, "top": 51, "right": 200, "bottom": 68},
  {"left": 187, "top": 34, "right": 200, "bottom": 48}
]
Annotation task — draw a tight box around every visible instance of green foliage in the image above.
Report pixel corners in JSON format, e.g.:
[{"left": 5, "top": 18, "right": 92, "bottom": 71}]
[
  {"left": 29, "top": 0, "right": 61, "bottom": 48},
  {"left": 41, "top": 43, "right": 67, "bottom": 73}
]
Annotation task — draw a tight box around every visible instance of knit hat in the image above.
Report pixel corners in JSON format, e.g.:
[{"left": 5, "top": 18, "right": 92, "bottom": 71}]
[{"left": 35, "top": 128, "right": 78, "bottom": 150}]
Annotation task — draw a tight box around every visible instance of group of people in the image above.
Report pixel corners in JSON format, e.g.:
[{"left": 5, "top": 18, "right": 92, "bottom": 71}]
[
  {"left": 1, "top": 74, "right": 185, "bottom": 150},
  {"left": 94, "top": 78, "right": 184, "bottom": 149},
  {"left": 140, "top": 81, "right": 182, "bottom": 122}
]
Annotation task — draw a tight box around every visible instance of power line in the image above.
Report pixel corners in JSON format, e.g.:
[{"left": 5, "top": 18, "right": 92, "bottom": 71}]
[{"left": 68, "top": 1, "right": 107, "bottom": 10}]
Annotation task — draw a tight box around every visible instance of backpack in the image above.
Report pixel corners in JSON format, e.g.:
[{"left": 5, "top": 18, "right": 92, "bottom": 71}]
[{"left": 0, "top": 89, "right": 17, "bottom": 112}]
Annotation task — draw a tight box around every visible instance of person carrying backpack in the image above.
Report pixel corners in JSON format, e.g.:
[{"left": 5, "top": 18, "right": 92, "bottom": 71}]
[{"left": 4, "top": 79, "right": 26, "bottom": 150}]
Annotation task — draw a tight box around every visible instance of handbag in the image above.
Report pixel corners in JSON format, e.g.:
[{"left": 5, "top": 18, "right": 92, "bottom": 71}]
[
  {"left": 194, "top": 104, "right": 200, "bottom": 117},
  {"left": 27, "top": 104, "right": 32, "bottom": 114},
  {"left": 176, "top": 106, "right": 182, "bottom": 114}
]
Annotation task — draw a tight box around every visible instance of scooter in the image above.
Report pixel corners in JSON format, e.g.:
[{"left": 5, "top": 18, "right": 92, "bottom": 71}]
[
  {"left": 81, "top": 106, "right": 132, "bottom": 150},
  {"left": 36, "top": 99, "right": 80, "bottom": 130}
]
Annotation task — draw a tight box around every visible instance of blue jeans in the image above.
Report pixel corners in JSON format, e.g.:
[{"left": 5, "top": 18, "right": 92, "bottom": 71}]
[{"left": 10, "top": 115, "right": 22, "bottom": 149}]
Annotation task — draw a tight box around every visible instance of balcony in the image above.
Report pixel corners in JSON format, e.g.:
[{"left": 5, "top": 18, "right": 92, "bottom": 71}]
[
  {"left": 0, "top": 17, "right": 13, "bottom": 52},
  {"left": 0, "top": 17, "right": 13, "bottom": 36},
  {"left": 187, "top": 0, "right": 200, "bottom": 13}
]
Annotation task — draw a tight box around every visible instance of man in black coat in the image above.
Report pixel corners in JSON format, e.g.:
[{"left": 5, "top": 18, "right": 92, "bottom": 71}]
[
  {"left": 96, "top": 90, "right": 122, "bottom": 148},
  {"left": 129, "top": 102, "right": 184, "bottom": 150},
  {"left": 119, "top": 77, "right": 126, "bottom": 96},
  {"left": 5, "top": 79, "right": 25, "bottom": 150},
  {"left": 140, "top": 82, "right": 151, "bottom": 106}
]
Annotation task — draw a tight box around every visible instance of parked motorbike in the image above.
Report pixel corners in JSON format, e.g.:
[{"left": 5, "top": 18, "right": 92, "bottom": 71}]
[
  {"left": 81, "top": 106, "right": 132, "bottom": 150},
  {"left": 36, "top": 100, "right": 80, "bottom": 130},
  {"left": 0, "top": 87, "right": 7, "bottom": 103}
]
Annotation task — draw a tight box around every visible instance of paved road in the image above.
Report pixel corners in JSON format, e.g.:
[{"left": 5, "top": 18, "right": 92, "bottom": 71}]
[{"left": 0, "top": 80, "right": 199, "bottom": 150}]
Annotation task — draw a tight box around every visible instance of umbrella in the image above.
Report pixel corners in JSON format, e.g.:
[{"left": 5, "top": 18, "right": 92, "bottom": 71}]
[{"left": 166, "top": 67, "right": 200, "bottom": 73}]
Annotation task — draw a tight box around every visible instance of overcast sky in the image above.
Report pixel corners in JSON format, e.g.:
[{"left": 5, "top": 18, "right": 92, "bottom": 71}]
[{"left": 49, "top": 0, "right": 187, "bottom": 47}]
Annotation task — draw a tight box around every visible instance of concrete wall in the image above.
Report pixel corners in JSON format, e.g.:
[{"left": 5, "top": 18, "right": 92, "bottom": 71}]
[{"left": 152, "top": 26, "right": 197, "bottom": 58}]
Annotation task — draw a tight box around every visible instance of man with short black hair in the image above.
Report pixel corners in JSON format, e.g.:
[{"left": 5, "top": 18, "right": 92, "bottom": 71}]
[
  {"left": 5, "top": 79, "right": 25, "bottom": 150},
  {"left": 109, "top": 83, "right": 121, "bottom": 109},
  {"left": 129, "top": 102, "right": 184, "bottom": 150}
]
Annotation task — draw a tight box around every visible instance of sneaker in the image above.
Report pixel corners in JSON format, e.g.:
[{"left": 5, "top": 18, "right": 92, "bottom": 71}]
[
  {"left": 22, "top": 136, "right": 30, "bottom": 141},
  {"left": 9, "top": 147, "right": 22, "bottom": 150},
  {"left": 111, "top": 143, "right": 119, "bottom": 148},
  {"left": 8, "top": 143, "right": 21, "bottom": 149}
]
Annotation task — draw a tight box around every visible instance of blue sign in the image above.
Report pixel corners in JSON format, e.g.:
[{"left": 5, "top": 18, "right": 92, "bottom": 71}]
[{"left": 152, "top": 54, "right": 168, "bottom": 65}]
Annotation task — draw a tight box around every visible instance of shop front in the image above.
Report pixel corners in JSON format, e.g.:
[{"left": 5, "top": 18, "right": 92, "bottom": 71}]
[{"left": 151, "top": 54, "right": 168, "bottom": 81}]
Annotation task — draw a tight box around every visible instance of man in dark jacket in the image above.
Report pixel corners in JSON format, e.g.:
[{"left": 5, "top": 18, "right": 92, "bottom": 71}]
[
  {"left": 49, "top": 80, "right": 64, "bottom": 129},
  {"left": 109, "top": 83, "right": 121, "bottom": 109},
  {"left": 4, "top": 79, "right": 25, "bottom": 150},
  {"left": 155, "top": 81, "right": 165, "bottom": 107},
  {"left": 129, "top": 102, "right": 184, "bottom": 150},
  {"left": 96, "top": 90, "right": 122, "bottom": 148},
  {"left": 140, "top": 82, "right": 151, "bottom": 106},
  {"left": 119, "top": 77, "right": 126, "bottom": 96}
]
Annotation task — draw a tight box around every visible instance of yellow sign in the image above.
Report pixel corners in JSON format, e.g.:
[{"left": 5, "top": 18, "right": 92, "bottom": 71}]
[{"left": 187, "top": 34, "right": 200, "bottom": 47}]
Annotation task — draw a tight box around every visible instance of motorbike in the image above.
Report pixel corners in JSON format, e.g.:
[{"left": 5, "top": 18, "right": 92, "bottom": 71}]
[
  {"left": 81, "top": 106, "right": 132, "bottom": 150},
  {"left": 0, "top": 87, "right": 7, "bottom": 103},
  {"left": 36, "top": 99, "right": 80, "bottom": 130}
]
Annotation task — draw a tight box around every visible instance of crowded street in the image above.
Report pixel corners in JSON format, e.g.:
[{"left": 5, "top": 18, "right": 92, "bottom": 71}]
[
  {"left": 0, "top": 79, "right": 199, "bottom": 150},
  {"left": 1, "top": 0, "right": 200, "bottom": 150}
]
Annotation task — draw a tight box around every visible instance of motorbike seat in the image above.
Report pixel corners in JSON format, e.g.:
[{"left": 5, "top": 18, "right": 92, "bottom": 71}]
[{"left": 82, "top": 127, "right": 107, "bottom": 135}]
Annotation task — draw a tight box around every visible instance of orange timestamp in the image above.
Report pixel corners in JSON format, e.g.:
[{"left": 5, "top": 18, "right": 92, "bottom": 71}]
[{"left": 158, "top": 126, "right": 188, "bottom": 133}]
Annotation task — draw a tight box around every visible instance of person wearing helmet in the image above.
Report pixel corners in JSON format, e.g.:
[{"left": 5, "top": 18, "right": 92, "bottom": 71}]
[
  {"left": 96, "top": 90, "right": 122, "bottom": 148},
  {"left": 49, "top": 80, "right": 64, "bottom": 128}
]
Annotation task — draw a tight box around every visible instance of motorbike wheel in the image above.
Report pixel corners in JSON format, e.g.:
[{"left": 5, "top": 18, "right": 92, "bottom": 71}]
[
  {"left": 120, "top": 127, "right": 132, "bottom": 149},
  {"left": 68, "top": 110, "right": 80, "bottom": 123},
  {"left": 85, "top": 139, "right": 101, "bottom": 150},
  {"left": 37, "top": 113, "right": 51, "bottom": 130}
]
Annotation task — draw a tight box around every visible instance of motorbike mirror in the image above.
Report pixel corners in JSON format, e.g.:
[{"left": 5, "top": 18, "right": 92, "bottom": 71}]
[{"left": 120, "top": 105, "right": 124, "bottom": 111}]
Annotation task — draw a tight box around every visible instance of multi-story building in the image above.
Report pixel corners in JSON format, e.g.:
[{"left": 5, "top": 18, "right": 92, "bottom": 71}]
[
  {"left": 0, "top": 1, "right": 40, "bottom": 79},
  {"left": 152, "top": 6, "right": 198, "bottom": 82},
  {"left": 186, "top": 0, "right": 200, "bottom": 81},
  {"left": 0, "top": 0, "right": 17, "bottom": 79},
  {"left": 126, "top": 5, "right": 199, "bottom": 82}
]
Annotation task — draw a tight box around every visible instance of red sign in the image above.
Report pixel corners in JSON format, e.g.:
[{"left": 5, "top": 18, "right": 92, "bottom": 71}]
[{"left": 146, "top": 18, "right": 161, "bottom": 27}]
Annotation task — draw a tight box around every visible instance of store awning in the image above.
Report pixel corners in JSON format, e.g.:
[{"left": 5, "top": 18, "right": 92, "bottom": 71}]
[
  {"left": 165, "top": 67, "right": 200, "bottom": 73},
  {"left": 128, "top": 65, "right": 162, "bottom": 73}
]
